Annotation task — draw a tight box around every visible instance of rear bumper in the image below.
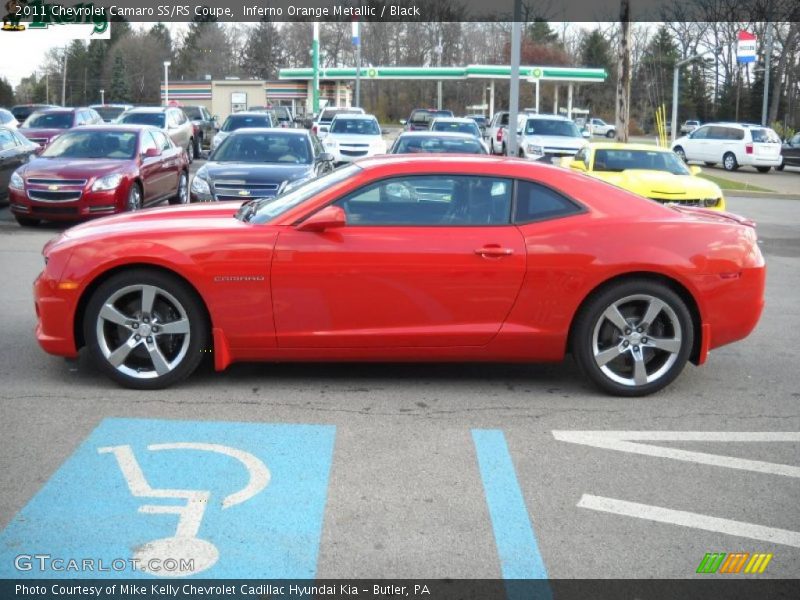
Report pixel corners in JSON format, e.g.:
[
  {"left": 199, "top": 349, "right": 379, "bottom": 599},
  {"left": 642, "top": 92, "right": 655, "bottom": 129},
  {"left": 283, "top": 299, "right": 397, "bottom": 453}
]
[{"left": 704, "top": 265, "right": 766, "bottom": 351}]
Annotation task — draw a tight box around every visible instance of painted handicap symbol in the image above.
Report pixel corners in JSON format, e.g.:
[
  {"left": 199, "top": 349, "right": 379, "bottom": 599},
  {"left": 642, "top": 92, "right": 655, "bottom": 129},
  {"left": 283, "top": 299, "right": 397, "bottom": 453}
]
[{"left": 98, "top": 443, "right": 270, "bottom": 577}]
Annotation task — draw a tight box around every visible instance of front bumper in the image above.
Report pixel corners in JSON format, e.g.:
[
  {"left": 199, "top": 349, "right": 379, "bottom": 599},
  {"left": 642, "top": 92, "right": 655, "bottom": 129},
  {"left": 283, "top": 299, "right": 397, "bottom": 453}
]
[
  {"left": 9, "top": 187, "right": 125, "bottom": 221},
  {"left": 34, "top": 269, "right": 79, "bottom": 357}
]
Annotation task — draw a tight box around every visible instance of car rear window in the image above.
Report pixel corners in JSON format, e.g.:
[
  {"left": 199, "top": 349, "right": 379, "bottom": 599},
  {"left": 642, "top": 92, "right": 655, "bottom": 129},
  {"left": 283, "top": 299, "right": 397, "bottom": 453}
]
[
  {"left": 221, "top": 114, "right": 273, "bottom": 132},
  {"left": 119, "top": 112, "right": 166, "bottom": 128},
  {"left": 23, "top": 111, "right": 74, "bottom": 129},
  {"left": 750, "top": 128, "right": 780, "bottom": 143}
]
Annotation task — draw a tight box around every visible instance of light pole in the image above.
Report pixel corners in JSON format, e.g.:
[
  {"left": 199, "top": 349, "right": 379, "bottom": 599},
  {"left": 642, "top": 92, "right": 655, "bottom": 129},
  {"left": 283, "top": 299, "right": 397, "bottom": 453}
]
[
  {"left": 163, "top": 61, "right": 171, "bottom": 106},
  {"left": 435, "top": 34, "right": 443, "bottom": 110},
  {"left": 100, "top": 89, "right": 104, "bottom": 104},
  {"left": 353, "top": 21, "right": 361, "bottom": 108}
]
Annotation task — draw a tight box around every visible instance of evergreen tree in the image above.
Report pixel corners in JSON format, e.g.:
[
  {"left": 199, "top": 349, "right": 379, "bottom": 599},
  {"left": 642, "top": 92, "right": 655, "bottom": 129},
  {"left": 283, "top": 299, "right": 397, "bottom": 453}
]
[
  {"left": 109, "top": 54, "right": 130, "bottom": 102},
  {"left": 241, "top": 20, "right": 284, "bottom": 79},
  {"left": 0, "top": 76, "right": 14, "bottom": 106}
]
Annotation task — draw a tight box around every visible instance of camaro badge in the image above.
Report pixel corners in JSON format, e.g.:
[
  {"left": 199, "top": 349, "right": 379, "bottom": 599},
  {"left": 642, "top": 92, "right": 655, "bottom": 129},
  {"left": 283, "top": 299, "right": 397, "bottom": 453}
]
[
  {"left": 48, "top": 185, "right": 59, "bottom": 191},
  {"left": 238, "top": 190, "right": 250, "bottom": 196}
]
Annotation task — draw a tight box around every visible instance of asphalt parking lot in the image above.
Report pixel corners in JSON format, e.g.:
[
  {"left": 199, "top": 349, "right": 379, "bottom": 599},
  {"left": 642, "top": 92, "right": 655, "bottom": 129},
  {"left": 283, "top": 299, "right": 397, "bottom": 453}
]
[{"left": 0, "top": 191, "right": 798, "bottom": 580}]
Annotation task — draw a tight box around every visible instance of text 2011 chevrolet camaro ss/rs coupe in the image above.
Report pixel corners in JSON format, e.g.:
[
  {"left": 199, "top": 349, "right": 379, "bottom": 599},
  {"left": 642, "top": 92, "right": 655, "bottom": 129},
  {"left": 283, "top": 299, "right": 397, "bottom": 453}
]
[{"left": 34, "top": 156, "right": 765, "bottom": 396}]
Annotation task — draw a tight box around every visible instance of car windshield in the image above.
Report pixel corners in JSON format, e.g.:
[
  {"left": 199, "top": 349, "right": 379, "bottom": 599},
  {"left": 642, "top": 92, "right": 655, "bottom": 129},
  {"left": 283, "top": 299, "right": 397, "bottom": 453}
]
[
  {"left": 119, "top": 112, "right": 165, "bottom": 128},
  {"left": 212, "top": 132, "right": 311, "bottom": 164},
  {"left": 23, "top": 112, "right": 73, "bottom": 129},
  {"left": 182, "top": 107, "right": 202, "bottom": 119},
  {"left": 468, "top": 116, "right": 487, "bottom": 126},
  {"left": 751, "top": 128, "right": 780, "bottom": 143},
  {"left": 524, "top": 118, "right": 582, "bottom": 137},
  {"left": 330, "top": 118, "right": 380, "bottom": 135},
  {"left": 393, "top": 136, "right": 486, "bottom": 154},
  {"left": 269, "top": 108, "right": 291, "bottom": 122},
  {"left": 431, "top": 121, "right": 480, "bottom": 136},
  {"left": 93, "top": 106, "right": 127, "bottom": 121},
  {"left": 221, "top": 114, "right": 272, "bottom": 132},
  {"left": 247, "top": 164, "right": 360, "bottom": 224},
  {"left": 41, "top": 130, "right": 138, "bottom": 159},
  {"left": 409, "top": 110, "right": 453, "bottom": 125},
  {"left": 319, "top": 109, "right": 359, "bottom": 123},
  {"left": 593, "top": 149, "right": 690, "bottom": 175}
]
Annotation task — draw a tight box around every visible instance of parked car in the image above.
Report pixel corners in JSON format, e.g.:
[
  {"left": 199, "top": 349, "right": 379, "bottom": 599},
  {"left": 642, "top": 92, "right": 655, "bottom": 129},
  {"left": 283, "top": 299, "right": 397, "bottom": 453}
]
[
  {"left": 486, "top": 109, "right": 538, "bottom": 154},
  {"left": 401, "top": 108, "right": 454, "bottom": 132},
  {"left": 429, "top": 117, "right": 482, "bottom": 139},
  {"left": 588, "top": 117, "right": 616, "bottom": 138},
  {"left": 311, "top": 106, "right": 365, "bottom": 139},
  {"left": 672, "top": 122, "right": 783, "bottom": 172},
  {"left": 117, "top": 106, "right": 196, "bottom": 163},
  {"left": 321, "top": 114, "right": 387, "bottom": 164},
  {"left": 34, "top": 155, "right": 765, "bottom": 395},
  {"left": 0, "top": 108, "right": 19, "bottom": 129},
  {"left": 89, "top": 104, "right": 133, "bottom": 123},
  {"left": 506, "top": 113, "right": 590, "bottom": 162},
  {"left": 10, "top": 104, "right": 58, "bottom": 126},
  {"left": 680, "top": 120, "right": 701, "bottom": 135},
  {"left": 191, "top": 129, "right": 333, "bottom": 202},
  {"left": 562, "top": 143, "right": 726, "bottom": 210},
  {"left": 269, "top": 106, "right": 295, "bottom": 128},
  {"left": 211, "top": 111, "right": 274, "bottom": 152},
  {"left": 180, "top": 105, "right": 218, "bottom": 155},
  {"left": 8, "top": 125, "right": 189, "bottom": 226},
  {"left": 0, "top": 126, "right": 39, "bottom": 202},
  {"left": 389, "top": 132, "right": 488, "bottom": 155},
  {"left": 464, "top": 114, "right": 488, "bottom": 134},
  {"left": 19, "top": 107, "right": 103, "bottom": 151},
  {"left": 777, "top": 132, "right": 800, "bottom": 171}
]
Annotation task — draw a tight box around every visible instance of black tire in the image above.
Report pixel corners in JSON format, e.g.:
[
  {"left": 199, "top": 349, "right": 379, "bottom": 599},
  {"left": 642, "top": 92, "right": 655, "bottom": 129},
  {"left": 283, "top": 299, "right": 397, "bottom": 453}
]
[
  {"left": 776, "top": 163, "right": 785, "bottom": 171},
  {"left": 606, "top": 130, "right": 615, "bottom": 138},
  {"left": 169, "top": 171, "right": 189, "bottom": 205},
  {"left": 518, "top": 149, "right": 525, "bottom": 158},
  {"left": 756, "top": 166, "right": 771, "bottom": 173},
  {"left": 83, "top": 269, "right": 208, "bottom": 390},
  {"left": 704, "top": 162, "right": 716, "bottom": 167},
  {"left": 571, "top": 279, "right": 694, "bottom": 396},
  {"left": 501, "top": 142, "right": 506, "bottom": 156},
  {"left": 673, "top": 146, "right": 686, "bottom": 162},
  {"left": 186, "top": 140, "right": 194, "bottom": 164},
  {"left": 723, "top": 152, "right": 739, "bottom": 171},
  {"left": 193, "top": 135, "right": 202, "bottom": 159},
  {"left": 127, "top": 183, "right": 143, "bottom": 212},
  {"left": 14, "top": 215, "right": 41, "bottom": 227}
]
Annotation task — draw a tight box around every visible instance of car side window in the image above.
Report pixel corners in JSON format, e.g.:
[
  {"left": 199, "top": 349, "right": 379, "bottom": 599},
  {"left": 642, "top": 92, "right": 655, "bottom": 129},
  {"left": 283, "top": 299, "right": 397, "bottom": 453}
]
[
  {"left": 140, "top": 131, "right": 158, "bottom": 155},
  {"left": 692, "top": 126, "right": 709, "bottom": 140},
  {"left": 152, "top": 130, "right": 172, "bottom": 151},
  {"left": 334, "top": 175, "right": 513, "bottom": 226},
  {"left": 0, "top": 129, "right": 17, "bottom": 150},
  {"left": 791, "top": 133, "right": 800, "bottom": 146},
  {"left": 514, "top": 180, "right": 583, "bottom": 224},
  {"left": 729, "top": 128, "right": 744, "bottom": 140}
]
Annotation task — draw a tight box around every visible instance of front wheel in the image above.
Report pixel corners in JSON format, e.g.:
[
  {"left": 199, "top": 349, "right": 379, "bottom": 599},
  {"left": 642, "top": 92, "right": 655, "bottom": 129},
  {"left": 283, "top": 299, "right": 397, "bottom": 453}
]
[
  {"left": 186, "top": 141, "right": 194, "bottom": 164},
  {"left": 776, "top": 162, "right": 785, "bottom": 171},
  {"left": 127, "top": 183, "right": 143, "bottom": 212},
  {"left": 673, "top": 146, "right": 686, "bottom": 162},
  {"left": 572, "top": 280, "right": 693, "bottom": 396},
  {"left": 755, "top": 166, "right": 771, "bottom": 173},
  {"left": 84, "top": 269, "right": 208, "bottom": 389},
  {"left": 170, "top": 172, "right": 189, "bottom": 205},
  {"left": 723, "top": 152, "right": 739, "bottom": 171},
  {"left": 606, "top": 130, "right": 616, "bottom": 138}
]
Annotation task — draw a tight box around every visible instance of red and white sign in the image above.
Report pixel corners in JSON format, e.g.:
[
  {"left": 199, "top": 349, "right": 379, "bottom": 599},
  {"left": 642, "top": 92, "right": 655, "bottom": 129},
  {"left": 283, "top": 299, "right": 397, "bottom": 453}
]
[{"left": 737, "top": 31, "right": 757, "bottom": 63}]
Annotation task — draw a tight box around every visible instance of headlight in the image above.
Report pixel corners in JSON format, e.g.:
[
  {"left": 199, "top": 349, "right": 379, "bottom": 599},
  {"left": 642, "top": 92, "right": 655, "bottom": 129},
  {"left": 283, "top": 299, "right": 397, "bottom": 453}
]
[
  {"left": 91, "top": 173, "right": 123, "bottom": 191},
  {"left": 191, "top": 169, "right": 210, "bottom": 195},
  {"left": 9, "top": 171, "right": 24, "bottom": 190},
  {"left": 527, "top": 145, "right": 544, "bottom": 155},
  {"left": 703, "top": 198, "right": 721, "bottom": 207}
]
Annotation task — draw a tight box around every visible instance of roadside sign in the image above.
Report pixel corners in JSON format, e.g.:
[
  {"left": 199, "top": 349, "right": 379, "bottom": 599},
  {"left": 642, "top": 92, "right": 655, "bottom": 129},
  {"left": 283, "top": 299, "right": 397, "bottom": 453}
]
[
  {"left": 0, "top": 418, "right": 335, "bottom": 579},
  {"left": 737, "top": 31, "right": 757, "bottom": 63}
]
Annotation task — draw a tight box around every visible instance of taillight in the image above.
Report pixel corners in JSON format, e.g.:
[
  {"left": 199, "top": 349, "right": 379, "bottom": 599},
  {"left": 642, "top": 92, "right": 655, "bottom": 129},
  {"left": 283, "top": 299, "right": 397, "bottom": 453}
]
[
  {"left": 311, "top": 125, "right": 317, "bottom": 135},
  {"left": 745, "top": 143, "right": 753, "bottom": 154},
  {"left": 497, "top": 129, "right": 503, "bottom": 142}
]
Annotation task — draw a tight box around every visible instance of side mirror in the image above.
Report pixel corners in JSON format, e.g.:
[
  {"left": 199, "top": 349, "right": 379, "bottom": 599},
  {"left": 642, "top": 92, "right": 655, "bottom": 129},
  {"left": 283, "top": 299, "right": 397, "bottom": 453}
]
[
  {"left": 316, "top": 152, "right": 335, "bottom": 163},
  {"left": 569, "top": 159, "right": 587, "bottom": 171},
  {"left": 399, "top": 119, "right": 407, "bottom": 125},
  {"left": 143, "top": 147, "right": 161, "bottom": 158},
  {"left": 689, "top": 165, "right": 702, "bottom": 176},
  {"left": 296, "top": 205, "right": 346, "bottom": 232}
]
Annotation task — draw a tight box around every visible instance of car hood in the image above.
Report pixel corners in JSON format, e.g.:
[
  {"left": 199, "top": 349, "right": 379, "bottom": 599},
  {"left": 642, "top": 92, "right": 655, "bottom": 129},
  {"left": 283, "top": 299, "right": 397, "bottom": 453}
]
[
  {"left": 202, "top": 161, "right": 313, "bottom": 183},
  {"left": 20, "top": 128, "right": 68, "bottom": 140},
  {"left": 521, "top": 134, "right": 587, "bottom": 150},
  {"left": 326, "top": 134, "right": 383, "bottom": 145},
  {"left": 589, "top": 170, "right": 722, "bottom": 198},
  {"left": 20, "top": 158, "right": 131, "bottom": 180}
]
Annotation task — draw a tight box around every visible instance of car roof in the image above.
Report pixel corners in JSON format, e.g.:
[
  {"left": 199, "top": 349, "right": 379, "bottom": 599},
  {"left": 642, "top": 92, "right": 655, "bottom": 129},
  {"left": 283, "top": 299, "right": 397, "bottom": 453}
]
[
  {"left": 431, "top": 117, "right": 475, "bottom": 123},
  {"left": 59, "top": 124, "right": 156, "bottom": 133},
  {"left": 125, "top": 106, "right": 171, "bottom": 113},
  {"left": 588, "top": 142, "right": 674, "bottom": 152},
  {"left": 227, "top": 111, "right": 274, "bottom": 117},
  {"left": 330, "top": 113, "right": 376, "bottom": 120},
  {"left": 518, "top": 113, "right": 571, "bottom": 121},
  {"left": 33, "top": 107, "right": 86, "bottom": 114},
  {"left": 397, "top": 131, "right": 481, "bottom": 139},
  {"left": 227, "top": 127, "right": 308, "bottom": 136}
]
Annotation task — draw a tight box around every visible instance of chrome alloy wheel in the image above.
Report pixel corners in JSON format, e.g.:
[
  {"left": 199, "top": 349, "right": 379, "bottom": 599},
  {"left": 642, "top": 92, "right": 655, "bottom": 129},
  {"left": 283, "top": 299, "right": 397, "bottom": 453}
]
[
  {"left": 95, "top": 284, "right": 191, "bottom": 379},
  {"left": 591, "top": 294, "right": 682, "bottom": 387}
]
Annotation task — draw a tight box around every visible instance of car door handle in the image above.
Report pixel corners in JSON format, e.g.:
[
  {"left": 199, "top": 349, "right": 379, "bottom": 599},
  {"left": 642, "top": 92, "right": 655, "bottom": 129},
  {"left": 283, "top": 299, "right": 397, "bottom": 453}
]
[{"left": 474, "top": 246, "right": 514, "bottom": 257}]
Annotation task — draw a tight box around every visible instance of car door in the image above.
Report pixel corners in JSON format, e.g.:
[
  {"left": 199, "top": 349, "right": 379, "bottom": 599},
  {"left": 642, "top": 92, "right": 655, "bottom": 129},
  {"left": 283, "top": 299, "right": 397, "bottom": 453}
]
[
  {"left": 785, "top": 133, "right": 800, "bottom": 166},
  {"left": 271, "top": 174, "right": 526, "bottom": 348},
  {"left": 684, "top": 125, "right": 711, "bottom": 161},
  {"left": 0, "top": 128, "right": 23, "bottom": 193},
  {"left": 138, "top": 131, "right": 166, "bottom": 202},
  {"left": 152, "top": 130, "right": 181, "bottom": 197}
]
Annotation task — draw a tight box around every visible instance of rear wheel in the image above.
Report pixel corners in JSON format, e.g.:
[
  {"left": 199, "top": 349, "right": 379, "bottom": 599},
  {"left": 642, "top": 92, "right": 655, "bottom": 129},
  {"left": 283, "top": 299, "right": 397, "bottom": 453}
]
[
  {"left": 193, "top": 135, "right": 202, "bottom": 159},
  {"left": 186, "top": 140, "right": 194, "bottom": 164},
  {"left": 606, "top": 130, "right": 616, "bottom": 138},
  {"left": 14, "top": 215, "right": 41, "bottom": 227},
  {"left": 572, "top": 279, "right": 693, "bottom": 396},
  {"left": 776, "top": 162, "right": 785, "bottom": 171},
  {"left": 756, "top": 166, "right": 771, "bottom": 173},
  {"left": 84, "top": 269, "right": 208, "bottom": 389},
  {"left": 723, "top": 152, "right": 739, "bottom": 171},
  {"left": 673, "top": 146, "right": 686, "bottom": 162}
]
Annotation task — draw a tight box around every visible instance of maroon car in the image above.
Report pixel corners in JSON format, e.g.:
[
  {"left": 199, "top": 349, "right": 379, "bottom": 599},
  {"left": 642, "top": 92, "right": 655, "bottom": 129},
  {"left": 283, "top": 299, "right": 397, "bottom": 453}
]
[
  {"left": 19, "top": 107, "right": 103, "bottom": 151},
  {"left": 9, "top": 124, "right": 189, "bottom": 227}
]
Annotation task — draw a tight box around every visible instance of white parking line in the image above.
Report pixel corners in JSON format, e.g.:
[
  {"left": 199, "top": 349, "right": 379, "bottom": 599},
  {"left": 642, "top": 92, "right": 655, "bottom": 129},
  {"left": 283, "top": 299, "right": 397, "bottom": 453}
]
[
  {"left": 552, "top": 431, "right": 800, "bottom": 478},
  {"left": 578, "top": 494, "right": 800, "bottom": 548}
]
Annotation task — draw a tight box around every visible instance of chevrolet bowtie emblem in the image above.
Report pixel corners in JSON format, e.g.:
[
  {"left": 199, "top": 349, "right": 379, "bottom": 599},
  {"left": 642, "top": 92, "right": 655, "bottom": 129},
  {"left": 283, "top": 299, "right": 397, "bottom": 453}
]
[
  {"left": 48, "top": 185, "right": 59, "bottom": 191},
  {"left": 238, "top": 190, "right": 250, "bottom": 196}
]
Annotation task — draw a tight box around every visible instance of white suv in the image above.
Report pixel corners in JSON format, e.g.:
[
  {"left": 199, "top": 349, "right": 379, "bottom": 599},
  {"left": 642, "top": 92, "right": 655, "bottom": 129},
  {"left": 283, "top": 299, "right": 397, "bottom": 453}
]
[
  {"left": 506, "top": 114, "right": 589, "bottom": 162},
  {"left": 311, "top": 106, "right": 365, "bottom": 140},
  {"left": 322, "top": 114, "right": 386, "bottom": 164},
  {"left": 672, "top": 123, "right": 782, "bottom": 172}
]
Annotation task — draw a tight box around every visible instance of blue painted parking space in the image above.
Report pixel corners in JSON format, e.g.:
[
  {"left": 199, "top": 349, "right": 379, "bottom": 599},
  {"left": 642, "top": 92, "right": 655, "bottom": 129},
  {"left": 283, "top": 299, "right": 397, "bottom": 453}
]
[{"left": 0, "top": 418, "right": 336, "bottom": 579}]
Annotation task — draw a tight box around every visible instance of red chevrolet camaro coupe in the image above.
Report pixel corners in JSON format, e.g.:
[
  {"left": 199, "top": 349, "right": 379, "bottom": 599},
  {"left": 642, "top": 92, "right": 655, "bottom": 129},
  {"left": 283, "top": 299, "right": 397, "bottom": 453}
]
[{"left": 34, "top": 156, "right": 765, "bottom": 395}]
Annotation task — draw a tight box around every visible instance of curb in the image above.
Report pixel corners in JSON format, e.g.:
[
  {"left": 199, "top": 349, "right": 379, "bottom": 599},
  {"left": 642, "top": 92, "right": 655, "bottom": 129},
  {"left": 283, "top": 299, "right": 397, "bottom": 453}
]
[{"left": 726, "top": 190, "right": 800, "bottom": 200}]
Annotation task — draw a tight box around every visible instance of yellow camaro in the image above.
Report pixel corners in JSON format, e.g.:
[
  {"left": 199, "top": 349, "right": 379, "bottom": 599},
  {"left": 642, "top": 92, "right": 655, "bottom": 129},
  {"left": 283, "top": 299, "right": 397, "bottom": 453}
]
[{"left": 562, "top": 143, "right": 726, "bottom": 211}]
